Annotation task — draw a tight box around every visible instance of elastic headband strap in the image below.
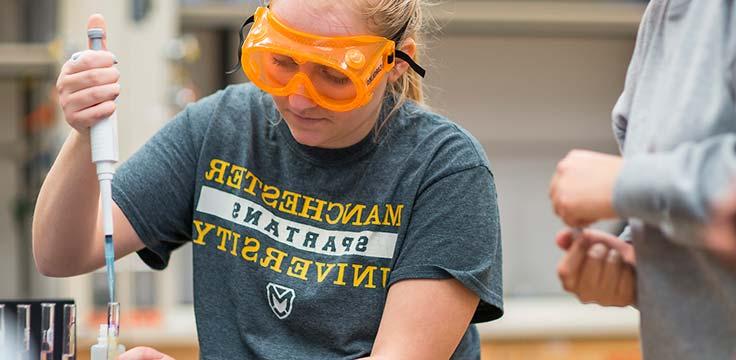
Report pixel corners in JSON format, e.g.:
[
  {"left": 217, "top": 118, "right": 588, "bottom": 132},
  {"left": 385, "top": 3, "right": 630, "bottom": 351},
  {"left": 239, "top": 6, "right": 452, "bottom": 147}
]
[
  {"left": 389, "top": 18, "right": 426, "bottom": 78},
  {"left": 390, "top": 18, "right": 410, "bottom": 44},
  {"left": 227, "top": 14, "right": 255, "bottom": 74},
  {"left": 394, "top": 50, "right": 426, "bottom": 78}
]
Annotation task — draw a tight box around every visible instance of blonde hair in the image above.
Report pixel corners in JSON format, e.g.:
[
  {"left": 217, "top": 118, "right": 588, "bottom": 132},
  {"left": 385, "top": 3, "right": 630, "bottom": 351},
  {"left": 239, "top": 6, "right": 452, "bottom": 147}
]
[{"left": 359, "top": 0, "right": 428, "bottom": 131}]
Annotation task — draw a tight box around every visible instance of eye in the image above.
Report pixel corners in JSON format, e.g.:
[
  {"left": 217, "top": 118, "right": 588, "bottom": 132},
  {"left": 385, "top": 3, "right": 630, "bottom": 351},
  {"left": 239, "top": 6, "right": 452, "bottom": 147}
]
[
  {"left": 319, "top": 66, "right": 350, "bottom": 85},
  {"left": 271, "top": 54, "right": 298, "bottom": 68}
]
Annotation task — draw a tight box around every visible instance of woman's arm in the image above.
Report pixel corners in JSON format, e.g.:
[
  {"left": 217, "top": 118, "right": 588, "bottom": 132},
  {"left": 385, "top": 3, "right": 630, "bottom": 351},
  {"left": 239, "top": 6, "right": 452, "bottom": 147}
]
[
  {"left": 33, "top": 114, "right": 144, "bottom": 277},
  {"left": 33, "top": 15, "right": 145, "bottom": 277},
  {"left": 362, "top": 278, "right": 479, "bottom": 360}
]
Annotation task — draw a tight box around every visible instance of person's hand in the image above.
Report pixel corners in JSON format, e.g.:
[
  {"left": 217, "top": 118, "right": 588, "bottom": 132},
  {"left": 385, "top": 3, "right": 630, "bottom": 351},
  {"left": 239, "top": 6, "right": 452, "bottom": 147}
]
[
  {"left": 118, "top": 346, "right": 175, "bottom": 360},
  {"left": 556, "top": 228, "right": 636, "bottom": 307},
  {"left": 706, "top": 187, "right": 736, "bottom": 267},
  {"left": 549, "top": 150, "right": 623, "bottom": 227},
  {"left": 56, "top": 14, "right": 120, "bottom": 134}
]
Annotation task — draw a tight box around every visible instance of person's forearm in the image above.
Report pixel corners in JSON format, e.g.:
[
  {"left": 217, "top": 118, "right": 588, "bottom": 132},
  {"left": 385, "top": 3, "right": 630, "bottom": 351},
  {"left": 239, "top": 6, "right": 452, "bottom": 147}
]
[
  {"left": 613, "top": 134, "right": 736, "bottom": 244},
  {"left": 33, "top": 130, "right": 100, "bottom": 276}
]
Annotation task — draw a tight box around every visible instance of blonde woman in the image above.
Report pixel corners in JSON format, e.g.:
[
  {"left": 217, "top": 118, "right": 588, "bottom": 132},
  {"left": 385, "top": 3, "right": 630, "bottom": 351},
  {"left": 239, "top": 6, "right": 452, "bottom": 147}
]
[{"left": 35, "top": 1, "right": 503, "bottom": 358}]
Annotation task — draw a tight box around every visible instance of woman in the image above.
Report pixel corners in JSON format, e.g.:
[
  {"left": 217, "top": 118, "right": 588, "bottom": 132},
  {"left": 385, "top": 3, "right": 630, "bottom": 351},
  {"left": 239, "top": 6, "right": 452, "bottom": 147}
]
[{"left": 35, "top": 0, "right": 503, "bottom": 358}]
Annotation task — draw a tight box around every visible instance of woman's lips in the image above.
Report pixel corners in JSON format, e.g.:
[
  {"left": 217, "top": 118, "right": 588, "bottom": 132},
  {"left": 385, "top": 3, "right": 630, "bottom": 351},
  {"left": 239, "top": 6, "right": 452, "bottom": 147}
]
[{"left": 289, "top": 111, "right": 326, "bottom": 124}]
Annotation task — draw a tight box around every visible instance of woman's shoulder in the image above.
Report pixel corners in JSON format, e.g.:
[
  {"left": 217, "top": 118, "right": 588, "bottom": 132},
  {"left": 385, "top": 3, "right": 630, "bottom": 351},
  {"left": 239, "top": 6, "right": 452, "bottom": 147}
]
[
  {"left": 178, "top": 83, "right": 274, "bottom": 132},
  {"left": 155, "top": 83, "right": 273, "bottom": 152},
  {"left": 388, "top": 101, "right": 493, "bottom": 176}
]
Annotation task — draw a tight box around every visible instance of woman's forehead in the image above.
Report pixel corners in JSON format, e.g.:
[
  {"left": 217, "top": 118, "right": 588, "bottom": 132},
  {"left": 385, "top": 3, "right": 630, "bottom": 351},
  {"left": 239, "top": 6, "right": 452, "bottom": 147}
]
[{"left": 270, "top": 0, "right": 373, "bottom": 37}]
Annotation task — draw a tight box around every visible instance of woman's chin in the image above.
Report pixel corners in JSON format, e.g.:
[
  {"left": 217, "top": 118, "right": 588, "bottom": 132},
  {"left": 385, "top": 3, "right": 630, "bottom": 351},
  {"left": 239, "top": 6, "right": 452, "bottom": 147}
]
[{"left": 287, "top": 126, "right": 330, "bottom": 148}]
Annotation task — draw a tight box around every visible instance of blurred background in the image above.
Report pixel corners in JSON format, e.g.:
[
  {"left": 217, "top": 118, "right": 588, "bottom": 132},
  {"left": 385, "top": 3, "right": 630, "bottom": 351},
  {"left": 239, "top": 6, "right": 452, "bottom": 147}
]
[{"left": 0, "top": 0, "right": 649, "bottom": 359}]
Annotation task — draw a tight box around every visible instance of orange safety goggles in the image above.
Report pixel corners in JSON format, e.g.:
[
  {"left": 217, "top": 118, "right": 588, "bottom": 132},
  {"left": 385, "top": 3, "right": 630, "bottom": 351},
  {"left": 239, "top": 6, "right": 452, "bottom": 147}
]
[{"left": 234, "top": 6, "right": 426, "bottom": 112}]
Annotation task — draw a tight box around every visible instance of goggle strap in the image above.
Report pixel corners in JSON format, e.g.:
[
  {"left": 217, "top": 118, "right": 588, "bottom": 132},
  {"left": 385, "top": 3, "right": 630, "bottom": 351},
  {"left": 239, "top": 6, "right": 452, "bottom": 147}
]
[
  {"left": 390, "top": 19, "right": 410, "bottom": 43},
  {"left": 392, "top": 50, "right": 426, "bottom": 78},
  {"left": 226, "top": 14, "right": 255, "bottom": 75}
]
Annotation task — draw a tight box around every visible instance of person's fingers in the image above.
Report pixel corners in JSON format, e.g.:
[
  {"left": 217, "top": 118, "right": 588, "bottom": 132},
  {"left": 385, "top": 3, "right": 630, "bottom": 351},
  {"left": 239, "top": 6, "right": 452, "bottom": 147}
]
[
  {"left": 582, "top": 228, "right": 637, "bottom": 266},
  {"left": 705, "top": 223, "right": 736, "bottom": 266},
  {"left": 64, "top": 82, "right": 120, "bottom": 114},
  {"left": 118, "top": 346, "right": 161, "bottom": 360},
  {"left": 62, "top": 66, "right": 120, "bottom": 94},
  {"left": 118, "top": 346, "right": 175, "bottom": 360},
  {"left": 596, "top": 249, "right": 623, "bottom": 305},
  {"left": 581, "top": 228, "right": 621, "bottom": 246},
  {"left": 576, "top": 243, "right": 607, "bottom": 303},
  {"left": 618, "top": 242, "right": 636, "bottom": 267},
  {"left": 555, "top": 228, "right": 574, "bottom": 250},
  {"left": 554, "top": 195, "right": 590, "bottom": 228},
  {"left": 87, "top": 13, "right": 108, "bottom": 50},
  {"left": 61, "top": 50, "right": 116, "bottom": 76},
  {"left": 616, "top": 264, "right": 637, "bottom": 306},
  {"left": 549, "top": 167, "right": 560, "bottom": 199},
  {"left": 713, "top": 186, "right": 736, "bottom": 215},
  {"left": 557, "top": 234, "right": 588, "bottom": 292},
  {"left": 70, "top": 100, "right": 117, "bottom": 128},
  {"left": 567, "top": 217, "right": 591, "bottom": 229},
  {"left": 703, "top": 186, "right": 736, "bottom": 267},
  {"left": 550, "top": 177, "right": 562, "bottom": 217}
]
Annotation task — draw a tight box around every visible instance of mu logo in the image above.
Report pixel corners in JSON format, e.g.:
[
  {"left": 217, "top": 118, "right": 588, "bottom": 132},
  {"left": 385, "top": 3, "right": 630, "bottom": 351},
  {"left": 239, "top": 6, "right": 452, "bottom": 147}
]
[{"left": 266, "top": 282, "right": 296, "bottom": 319}]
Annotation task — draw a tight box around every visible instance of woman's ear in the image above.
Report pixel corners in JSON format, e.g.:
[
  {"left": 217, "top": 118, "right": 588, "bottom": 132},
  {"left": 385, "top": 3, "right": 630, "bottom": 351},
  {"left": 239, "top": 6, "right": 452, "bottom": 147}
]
[{"left": 388, "top": 38, "right": 417, "bottom": 82}]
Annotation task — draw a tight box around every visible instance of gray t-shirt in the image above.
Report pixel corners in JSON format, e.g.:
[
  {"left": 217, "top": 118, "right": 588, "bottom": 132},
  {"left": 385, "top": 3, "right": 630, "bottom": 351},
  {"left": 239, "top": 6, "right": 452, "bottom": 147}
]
[
  {"left": 112, "top": 83, "right": 503, "bottom": 359},
  {"left": 611, "top": 0, "right": 736, "bottom": 358}
]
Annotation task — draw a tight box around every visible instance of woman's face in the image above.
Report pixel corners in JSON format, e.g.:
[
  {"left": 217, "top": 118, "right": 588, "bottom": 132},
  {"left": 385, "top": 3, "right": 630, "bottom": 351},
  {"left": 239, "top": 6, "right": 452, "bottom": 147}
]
[{"left": 269, "top": 0, "right": 391, "bottom": 149}]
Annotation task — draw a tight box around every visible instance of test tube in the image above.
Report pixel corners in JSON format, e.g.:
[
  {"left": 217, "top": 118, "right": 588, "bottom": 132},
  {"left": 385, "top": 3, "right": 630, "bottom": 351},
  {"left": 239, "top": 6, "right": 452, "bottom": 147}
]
[
  {"left": 62, "top": 304, "right": 77, "bottom": 360},
  {"left": 17, "top": 304, "right": 31, "bottom": 360},
  {"left": 107, "top": 302, "right": 120, "bottom": 337},
  {"left": 107, "top": 302, "right": 121, "bottom": 360},
  {"left": 0, "top": 304, "right": 5, "bottom": 348},
  {"left": 41, "top": 303, "right": 55, "bottom": 360}
]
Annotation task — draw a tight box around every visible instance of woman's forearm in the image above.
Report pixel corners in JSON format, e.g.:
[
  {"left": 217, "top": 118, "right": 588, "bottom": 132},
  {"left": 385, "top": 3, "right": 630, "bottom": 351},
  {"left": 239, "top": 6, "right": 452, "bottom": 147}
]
[{"left": 33, "top": 130, "right": 101, "bottom": 276}]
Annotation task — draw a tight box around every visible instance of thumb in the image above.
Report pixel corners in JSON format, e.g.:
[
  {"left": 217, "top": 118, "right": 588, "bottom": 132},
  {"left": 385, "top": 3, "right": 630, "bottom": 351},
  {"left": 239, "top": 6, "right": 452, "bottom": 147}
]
[
  {"left": 118, "top": 346, "right": 175, "bottom": 360},
  {"left": 87, "top": 13, "right": 108, "bottom": 50},
  {"left": 555, "top": 228, "right": 575, "bottom": 250}
]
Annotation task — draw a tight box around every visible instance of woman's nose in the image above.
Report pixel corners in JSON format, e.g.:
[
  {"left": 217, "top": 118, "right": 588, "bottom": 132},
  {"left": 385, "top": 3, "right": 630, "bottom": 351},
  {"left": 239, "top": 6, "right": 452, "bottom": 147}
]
[
  {"left": 288, "top": 92, "right": 318, "bottom": 112},
  {"left": 288, "top": 83, "right": 318, "bottom": 112}
]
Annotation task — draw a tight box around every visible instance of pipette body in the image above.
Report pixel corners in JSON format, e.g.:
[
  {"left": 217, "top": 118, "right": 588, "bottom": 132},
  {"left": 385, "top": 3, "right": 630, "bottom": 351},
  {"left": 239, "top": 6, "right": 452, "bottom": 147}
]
[{"left": 87, "top": 26, "right": 120, "bottom": 360}]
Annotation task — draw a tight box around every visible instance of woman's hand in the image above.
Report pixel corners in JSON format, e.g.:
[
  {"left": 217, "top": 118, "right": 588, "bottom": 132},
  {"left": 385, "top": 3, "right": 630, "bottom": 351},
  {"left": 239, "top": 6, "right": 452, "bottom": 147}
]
[
  {"left": 56, "top": 14, "right": 120, "bottom": 134},
  {"left": 118, "top": 346, "right": 176, "bottom": 360},
  {"left": 556, "top": 228, "right": 636, "bottom": 307},
  {"left": 549, "top": 150, "right": 623, "bottom": 227}
]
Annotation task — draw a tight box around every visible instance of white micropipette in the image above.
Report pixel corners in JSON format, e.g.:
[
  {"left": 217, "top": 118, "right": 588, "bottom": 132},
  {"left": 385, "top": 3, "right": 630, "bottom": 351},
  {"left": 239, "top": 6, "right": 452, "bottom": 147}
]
[
  {"left": 87, "top": 26, "right": 119, "bottom": 304},
  {"left": 87, "top": 24, "right": 120, "bottom": 360}
]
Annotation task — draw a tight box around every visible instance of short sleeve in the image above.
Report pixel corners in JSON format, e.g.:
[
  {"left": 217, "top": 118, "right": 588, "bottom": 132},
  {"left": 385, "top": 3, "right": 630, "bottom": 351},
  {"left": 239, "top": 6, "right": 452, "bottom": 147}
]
[
  {"left": 389, "top": 165, "right": 503, "bottom": 323},
  {"left": 112, "top": 100, "right": 212, "bottom": 270}
]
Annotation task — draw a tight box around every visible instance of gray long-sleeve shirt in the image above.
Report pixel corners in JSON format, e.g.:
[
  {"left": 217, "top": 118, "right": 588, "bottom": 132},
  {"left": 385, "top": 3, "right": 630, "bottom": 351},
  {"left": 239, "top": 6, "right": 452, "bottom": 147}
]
[{"left": 612, "top": 1, "right": 736, "bottom": 358}]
